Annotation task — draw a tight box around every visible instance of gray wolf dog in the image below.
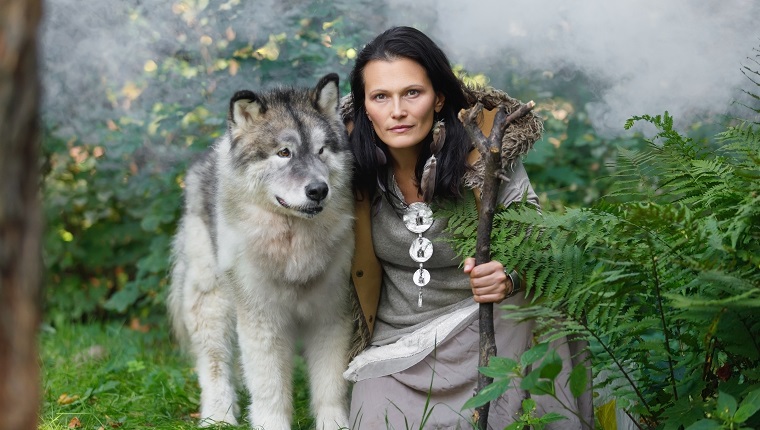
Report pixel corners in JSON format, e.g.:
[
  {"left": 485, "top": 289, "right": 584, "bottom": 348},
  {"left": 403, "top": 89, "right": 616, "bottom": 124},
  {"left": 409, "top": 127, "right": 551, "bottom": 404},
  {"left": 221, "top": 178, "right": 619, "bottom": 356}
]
[{"left": 167, "top": 74, "right": 354, "bottom": 430}]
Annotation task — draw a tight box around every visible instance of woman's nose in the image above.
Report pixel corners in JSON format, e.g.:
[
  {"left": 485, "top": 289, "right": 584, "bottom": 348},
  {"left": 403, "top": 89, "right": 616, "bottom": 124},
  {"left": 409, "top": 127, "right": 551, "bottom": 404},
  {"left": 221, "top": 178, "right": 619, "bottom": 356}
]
[{"left": 390, "top": 99, "right": 406, "bottom": 119}]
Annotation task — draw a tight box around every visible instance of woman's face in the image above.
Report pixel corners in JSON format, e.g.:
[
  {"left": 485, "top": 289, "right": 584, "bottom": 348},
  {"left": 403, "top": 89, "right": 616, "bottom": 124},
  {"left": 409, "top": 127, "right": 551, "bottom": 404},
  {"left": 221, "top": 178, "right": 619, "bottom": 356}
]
[{"left": 362, "top": 57, "right": 444, "bottom": 155}]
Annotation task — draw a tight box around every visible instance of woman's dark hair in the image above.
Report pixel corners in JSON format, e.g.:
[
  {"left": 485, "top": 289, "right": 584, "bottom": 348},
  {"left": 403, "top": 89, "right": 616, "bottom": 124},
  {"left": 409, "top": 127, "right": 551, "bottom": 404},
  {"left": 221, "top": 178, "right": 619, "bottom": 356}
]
[{"left": 349, "top": 26, "right": 470, "bottom": 203}]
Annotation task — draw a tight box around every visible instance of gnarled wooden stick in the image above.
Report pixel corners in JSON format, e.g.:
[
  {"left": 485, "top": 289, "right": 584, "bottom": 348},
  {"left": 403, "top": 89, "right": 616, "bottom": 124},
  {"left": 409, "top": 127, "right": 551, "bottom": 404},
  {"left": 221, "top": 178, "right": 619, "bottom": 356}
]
[{"left": 458, "top": 99, "right": 536, "bottom": 430}]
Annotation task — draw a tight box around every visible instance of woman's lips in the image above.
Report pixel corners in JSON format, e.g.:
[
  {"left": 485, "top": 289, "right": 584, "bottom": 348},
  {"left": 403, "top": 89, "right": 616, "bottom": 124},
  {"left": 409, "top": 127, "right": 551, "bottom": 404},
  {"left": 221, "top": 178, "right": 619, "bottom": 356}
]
[{"left": 389, "top": 125, "right": 413, "bottom": 133}]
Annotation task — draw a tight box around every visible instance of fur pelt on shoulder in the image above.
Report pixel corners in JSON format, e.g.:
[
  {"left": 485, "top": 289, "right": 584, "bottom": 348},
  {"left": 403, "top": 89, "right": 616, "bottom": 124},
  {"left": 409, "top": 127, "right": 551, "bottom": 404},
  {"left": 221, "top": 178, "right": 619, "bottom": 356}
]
[{"left": 459, "top": 84, "right": 543, "bottom": 188}]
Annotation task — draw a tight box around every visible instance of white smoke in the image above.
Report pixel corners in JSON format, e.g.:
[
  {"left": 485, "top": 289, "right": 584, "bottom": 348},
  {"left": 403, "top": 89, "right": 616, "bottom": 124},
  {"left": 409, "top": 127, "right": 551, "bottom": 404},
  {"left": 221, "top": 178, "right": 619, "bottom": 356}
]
[
  {"left": 387, "top": 0, "right": 760, "bottom": 135},
  {"left": 39, "top": 0, "right": 760, "bottom": 139}
]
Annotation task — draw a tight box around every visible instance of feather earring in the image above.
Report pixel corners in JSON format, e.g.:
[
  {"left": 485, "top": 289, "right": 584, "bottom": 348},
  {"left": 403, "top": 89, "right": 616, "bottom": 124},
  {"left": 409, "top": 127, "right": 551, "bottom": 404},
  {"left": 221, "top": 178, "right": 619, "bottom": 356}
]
[
  {"left": 420, "top": 119, "right": 445, "bottom": 202},
  {"left": 430, "top": 119, "right": 446, "bottom": 154},
  {"left": 420, "top": 156, "right": 437, "bottom": 202}
]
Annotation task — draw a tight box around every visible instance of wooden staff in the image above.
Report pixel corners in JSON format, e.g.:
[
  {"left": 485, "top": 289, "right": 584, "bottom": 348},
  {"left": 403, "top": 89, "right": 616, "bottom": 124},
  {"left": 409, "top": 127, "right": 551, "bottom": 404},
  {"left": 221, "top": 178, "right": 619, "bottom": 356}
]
[{"left": 458, "top": 100, "right": 536, "bottom": 430}]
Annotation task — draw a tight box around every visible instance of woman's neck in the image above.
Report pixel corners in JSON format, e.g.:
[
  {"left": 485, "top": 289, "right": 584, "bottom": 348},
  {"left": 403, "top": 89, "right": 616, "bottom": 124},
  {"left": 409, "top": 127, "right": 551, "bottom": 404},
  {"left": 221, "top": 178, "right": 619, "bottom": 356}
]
[
  {"left": 383, "top": 143, "right": 424, "bottom": 203},
  {"left": 387, "top": 145, "right": 421, "bottom": 171}
]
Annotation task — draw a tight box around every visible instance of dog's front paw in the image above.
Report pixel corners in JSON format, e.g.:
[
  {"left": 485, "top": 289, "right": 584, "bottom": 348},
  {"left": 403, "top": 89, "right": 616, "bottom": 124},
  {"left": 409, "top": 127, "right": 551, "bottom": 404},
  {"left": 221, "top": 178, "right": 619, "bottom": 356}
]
[
  {"left": 315, "top": 407, "right": 349, "bottom": 430},
  {"left": 197, "top": 382, "right": 239, "bottom": 427}
]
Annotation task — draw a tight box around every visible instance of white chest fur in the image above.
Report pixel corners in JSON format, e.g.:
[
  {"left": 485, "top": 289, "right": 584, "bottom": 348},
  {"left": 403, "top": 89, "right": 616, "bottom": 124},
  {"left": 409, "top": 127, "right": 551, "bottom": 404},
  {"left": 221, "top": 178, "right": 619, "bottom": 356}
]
[{"left": 216, "top": 198, "right": 352, "bottom": 286}]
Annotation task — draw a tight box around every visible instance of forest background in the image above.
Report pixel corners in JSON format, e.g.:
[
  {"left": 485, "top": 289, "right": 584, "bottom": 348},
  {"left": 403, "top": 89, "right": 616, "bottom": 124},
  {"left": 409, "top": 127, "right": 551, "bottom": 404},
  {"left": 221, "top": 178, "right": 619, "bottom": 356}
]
[{"left": 36, "top": 1, "right": 759, "bottom": 429}]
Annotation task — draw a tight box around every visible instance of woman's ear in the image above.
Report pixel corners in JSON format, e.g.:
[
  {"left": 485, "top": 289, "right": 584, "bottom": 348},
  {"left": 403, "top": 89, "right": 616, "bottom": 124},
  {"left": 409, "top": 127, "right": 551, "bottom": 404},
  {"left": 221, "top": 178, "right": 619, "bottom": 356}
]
[{"left": 434, "top": 93, "right": 446, "bottom": 113}]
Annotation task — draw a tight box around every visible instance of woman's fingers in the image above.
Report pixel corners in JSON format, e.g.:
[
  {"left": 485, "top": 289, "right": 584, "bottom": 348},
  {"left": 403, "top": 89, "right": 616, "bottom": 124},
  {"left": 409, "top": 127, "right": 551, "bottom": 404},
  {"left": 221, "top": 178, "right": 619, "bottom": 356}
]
[{"left": 467, "top": 260, "right": 511, "bottom": 303}]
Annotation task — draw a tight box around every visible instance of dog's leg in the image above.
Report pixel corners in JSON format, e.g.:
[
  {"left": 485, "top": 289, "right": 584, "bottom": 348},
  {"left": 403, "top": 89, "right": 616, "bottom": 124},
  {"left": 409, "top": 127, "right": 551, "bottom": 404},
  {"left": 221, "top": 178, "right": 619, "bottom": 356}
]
[
  {"left": 237, "top": 305, "right": 295, "bottom": 430},
  {"left": 187, "top": 284, "right": 239, "bottom": 427},
  {"left": 303, "top": 309, "right": 352, "bottom": 430}
]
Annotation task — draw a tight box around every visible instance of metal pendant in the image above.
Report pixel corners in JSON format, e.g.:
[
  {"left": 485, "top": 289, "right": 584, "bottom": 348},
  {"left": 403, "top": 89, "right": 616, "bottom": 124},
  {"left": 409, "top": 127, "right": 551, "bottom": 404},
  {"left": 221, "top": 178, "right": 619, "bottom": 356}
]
[
  {"left": 409, "top": 235, "right": 433, "bottom": 263},
  {"left": 413, "top": 267, "right": 430, "bottom": 287},
  {"left": 403, "top": 202, "right": 433, "bottom": 234}
]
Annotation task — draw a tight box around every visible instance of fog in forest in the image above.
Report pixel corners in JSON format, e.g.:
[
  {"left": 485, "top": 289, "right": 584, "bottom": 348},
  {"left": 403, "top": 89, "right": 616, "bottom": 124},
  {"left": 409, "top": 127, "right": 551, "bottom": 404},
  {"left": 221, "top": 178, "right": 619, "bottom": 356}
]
[
  {"left": 392, "top": 0, "right": 760, "bottom": 134},
  {"left": 41, "top": 0, "right": 760, "bottom": 137}
]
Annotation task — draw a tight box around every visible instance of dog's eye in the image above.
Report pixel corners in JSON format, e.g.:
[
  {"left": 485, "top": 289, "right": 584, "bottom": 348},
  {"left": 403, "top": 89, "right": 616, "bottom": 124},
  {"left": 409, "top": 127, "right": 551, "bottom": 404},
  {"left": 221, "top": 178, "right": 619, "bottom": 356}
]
[
  {"left": 277, "top": 148, "right": 291, "bottom": 158},
  {"left": 318, "top": 147, "right": 325, "bottom": 155}
]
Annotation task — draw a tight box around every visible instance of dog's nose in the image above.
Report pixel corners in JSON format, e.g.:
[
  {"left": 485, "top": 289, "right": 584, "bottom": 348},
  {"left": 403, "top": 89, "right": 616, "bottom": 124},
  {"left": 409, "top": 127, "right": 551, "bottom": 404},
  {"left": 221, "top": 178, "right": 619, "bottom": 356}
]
[{"left": 305, "top": 181, "right": 329, "bottom": 202}]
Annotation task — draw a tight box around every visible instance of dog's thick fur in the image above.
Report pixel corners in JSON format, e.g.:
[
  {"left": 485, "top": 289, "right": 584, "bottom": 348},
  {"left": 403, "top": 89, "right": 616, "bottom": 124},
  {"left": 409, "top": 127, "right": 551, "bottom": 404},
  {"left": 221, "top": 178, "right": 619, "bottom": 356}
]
[{"left": 167, "top": 74, "right": 354, "bottom": 430}]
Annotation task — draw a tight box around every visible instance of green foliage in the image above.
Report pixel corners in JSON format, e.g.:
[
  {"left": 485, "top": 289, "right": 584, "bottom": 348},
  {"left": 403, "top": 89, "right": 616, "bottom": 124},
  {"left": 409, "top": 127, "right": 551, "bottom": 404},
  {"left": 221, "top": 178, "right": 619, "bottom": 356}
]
[
  {"left": 502, "top": 399, "right": 567, "bottom": 430},
  {"left": 527, "top": 102, "right": 647, "bottom": 210},
  {"left": 441, "top": 111, "right": 760, "bottom": 428},
  {"left": 42, "top": 124, "right": 188, "bottom": 326},
  {"left": 462, "top": 343, "right": 586, "bottom": 429},
  {"left": 683, "top": 389, "right": 760, "bottom": 430}
]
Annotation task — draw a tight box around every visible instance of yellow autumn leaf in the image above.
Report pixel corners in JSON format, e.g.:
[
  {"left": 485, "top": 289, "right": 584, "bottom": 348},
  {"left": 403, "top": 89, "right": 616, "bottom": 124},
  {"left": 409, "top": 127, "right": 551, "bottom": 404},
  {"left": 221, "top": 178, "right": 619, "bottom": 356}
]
[
  {"left": 58, "top": 393, "right": 80, "bottom": 405},
  {"left": 254, "top": 33, "right": 286, "bottom": 61},
  {"left": 144, "top": 60, "right": 157, "bottom": 73},
  {"left": 121, "top": 81, "right": 143, "bottom": 102},
  {"left": 595, "top": 399, "right": 617, "bottom": 430}
]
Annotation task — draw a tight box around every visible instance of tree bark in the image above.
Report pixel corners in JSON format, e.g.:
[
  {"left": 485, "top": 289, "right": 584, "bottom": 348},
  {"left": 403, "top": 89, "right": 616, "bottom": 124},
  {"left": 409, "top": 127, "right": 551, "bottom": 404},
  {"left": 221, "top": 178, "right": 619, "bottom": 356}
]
[
  {"left": 460, "top": 100, "right": 535, "bottom": 430},
  {"left": 0, "top": 0, "right": 44, "bottom": 429}
]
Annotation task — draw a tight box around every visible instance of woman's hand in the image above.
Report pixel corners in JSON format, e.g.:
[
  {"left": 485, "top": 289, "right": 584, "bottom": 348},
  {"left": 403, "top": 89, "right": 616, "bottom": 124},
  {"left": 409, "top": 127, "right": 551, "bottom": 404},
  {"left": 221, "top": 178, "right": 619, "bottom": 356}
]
[{"left": 463, "top": 258, "right": 513, "bottom": 303}]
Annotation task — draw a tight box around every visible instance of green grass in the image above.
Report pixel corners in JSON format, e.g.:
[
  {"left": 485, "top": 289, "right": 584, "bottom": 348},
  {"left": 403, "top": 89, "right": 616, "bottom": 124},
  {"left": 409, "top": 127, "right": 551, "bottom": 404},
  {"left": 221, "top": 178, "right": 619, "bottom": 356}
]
[{"left": 39, "top": 322, "right": 316, "bottom": 430}]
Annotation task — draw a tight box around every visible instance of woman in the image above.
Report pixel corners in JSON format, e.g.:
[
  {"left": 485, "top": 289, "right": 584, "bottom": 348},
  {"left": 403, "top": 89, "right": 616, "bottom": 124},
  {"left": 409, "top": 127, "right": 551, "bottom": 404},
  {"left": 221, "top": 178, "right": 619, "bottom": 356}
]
[{"left": 343, "top": 26, "right": 592, "bottom": 429}]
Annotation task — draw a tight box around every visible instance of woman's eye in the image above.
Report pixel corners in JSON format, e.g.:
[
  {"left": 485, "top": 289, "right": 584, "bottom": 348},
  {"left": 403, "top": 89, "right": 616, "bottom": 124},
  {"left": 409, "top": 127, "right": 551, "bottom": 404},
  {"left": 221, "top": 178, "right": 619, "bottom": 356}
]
[
  {"left": 372, "top": 94, "right": 386, "bottom": 101},
  {"left": 277, "top": 148, "right": 291, "bottom": 158},
  {"left": 407, "top": 89, "right": 420, "bottom": 96}
]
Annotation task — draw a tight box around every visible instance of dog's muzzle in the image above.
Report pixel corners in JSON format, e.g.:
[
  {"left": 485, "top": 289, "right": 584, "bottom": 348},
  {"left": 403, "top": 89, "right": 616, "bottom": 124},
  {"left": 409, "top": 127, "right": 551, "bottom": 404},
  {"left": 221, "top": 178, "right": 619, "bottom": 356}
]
[{"left": 276, "top": 182, "right": 327, "bottom": 217}]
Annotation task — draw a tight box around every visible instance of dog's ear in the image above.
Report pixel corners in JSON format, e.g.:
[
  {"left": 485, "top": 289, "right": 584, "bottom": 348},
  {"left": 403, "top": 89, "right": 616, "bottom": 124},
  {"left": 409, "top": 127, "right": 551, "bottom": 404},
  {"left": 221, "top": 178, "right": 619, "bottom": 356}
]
[
  {"left": 229, "top": 90, "right": 267, "bottom": 126},
  {"left": 314, "top": 73, "right": 340, "bottom": 121}
]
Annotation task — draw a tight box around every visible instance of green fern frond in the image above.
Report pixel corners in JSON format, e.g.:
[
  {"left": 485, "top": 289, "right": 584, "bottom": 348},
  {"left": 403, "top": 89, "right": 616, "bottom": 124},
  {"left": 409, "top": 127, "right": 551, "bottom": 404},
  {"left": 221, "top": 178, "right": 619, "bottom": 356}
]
[
  {"left": 443, "top": 99, "right": 760, "bottom": 426},
  {"left": 717, "top": 122, "right": 760, "bottom": 149}
]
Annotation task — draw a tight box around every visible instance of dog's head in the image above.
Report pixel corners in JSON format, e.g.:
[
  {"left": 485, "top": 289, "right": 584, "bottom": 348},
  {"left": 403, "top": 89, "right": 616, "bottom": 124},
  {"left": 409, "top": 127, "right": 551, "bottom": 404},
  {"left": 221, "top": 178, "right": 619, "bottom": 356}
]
[{"left": 223, "top": 74, "right": 351, "bottom": 218}]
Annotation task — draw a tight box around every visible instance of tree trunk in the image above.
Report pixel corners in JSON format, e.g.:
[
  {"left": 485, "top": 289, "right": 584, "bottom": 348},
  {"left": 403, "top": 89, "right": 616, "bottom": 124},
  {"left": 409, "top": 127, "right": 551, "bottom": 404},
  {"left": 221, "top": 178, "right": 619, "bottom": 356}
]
[{"left": 0, "top": 0, "right": 44, "bottom": 429}]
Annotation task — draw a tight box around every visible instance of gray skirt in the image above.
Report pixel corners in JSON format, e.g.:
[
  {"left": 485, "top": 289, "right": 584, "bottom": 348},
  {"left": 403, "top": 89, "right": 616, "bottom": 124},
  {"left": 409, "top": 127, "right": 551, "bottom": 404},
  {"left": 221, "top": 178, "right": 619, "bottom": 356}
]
[{"left": 349, "top": 306, "right": 594, "bottom": 430}]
